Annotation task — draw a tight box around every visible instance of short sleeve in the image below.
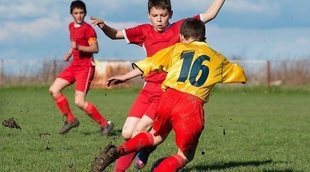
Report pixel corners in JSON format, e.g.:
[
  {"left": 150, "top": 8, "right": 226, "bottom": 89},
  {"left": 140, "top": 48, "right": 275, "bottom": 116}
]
[{"left": 124, "top": 24, "right": 146, "bottom": 46}]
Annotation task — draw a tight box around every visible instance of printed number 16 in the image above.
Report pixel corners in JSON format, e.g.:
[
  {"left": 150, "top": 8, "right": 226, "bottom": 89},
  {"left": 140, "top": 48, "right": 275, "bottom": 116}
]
[{"left": 177, "top": 51, "right": 210, "bottom": 87}]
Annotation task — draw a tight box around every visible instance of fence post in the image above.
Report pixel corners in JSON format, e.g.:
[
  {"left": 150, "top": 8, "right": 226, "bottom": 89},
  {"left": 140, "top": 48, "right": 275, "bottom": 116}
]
[
  {"left": 266, "top": 60, "right": 271, "bottom": 87},
  {"left": 50, "top": 60, "right": 57, "bottom": 81},
  {"left": 0, "top": 59, "right": 3, "bottom": 87}
]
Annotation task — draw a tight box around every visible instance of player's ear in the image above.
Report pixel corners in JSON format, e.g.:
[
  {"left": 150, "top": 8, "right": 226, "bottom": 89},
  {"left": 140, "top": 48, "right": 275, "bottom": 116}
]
[
  {"left": 180, "top": 34, "right": 185, "bottom": 42},
  {"left": 169, "top": 10, "right": 173, "bottom": 19}
]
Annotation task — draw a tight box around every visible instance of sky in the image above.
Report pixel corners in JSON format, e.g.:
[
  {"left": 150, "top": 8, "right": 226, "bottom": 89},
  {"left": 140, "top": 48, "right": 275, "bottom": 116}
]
[{"left": 0, "top": 0, "right": 309, "bottom": 61}]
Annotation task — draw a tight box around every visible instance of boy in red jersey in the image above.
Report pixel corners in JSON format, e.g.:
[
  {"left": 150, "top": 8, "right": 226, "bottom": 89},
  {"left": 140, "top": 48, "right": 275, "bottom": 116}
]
[
  {"left": 91, "top": 18, "right": 247, "bottom": 172},
  {"left": 91, "top": 0, "right": 225, "bottom": 170},
  {"left": 49, "top": 0, "right": 114, "bottom": 136}
]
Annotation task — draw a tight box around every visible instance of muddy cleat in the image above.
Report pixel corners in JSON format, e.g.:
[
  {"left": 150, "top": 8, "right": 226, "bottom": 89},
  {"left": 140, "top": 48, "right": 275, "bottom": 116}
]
[
  {"left": 100, "top": 121, "right": 114, "bottom": 136},
  {"left": 91, "top": 143, "right": 120, "bottom": 172},
  {"left": 59, "top": 119, "right": 80, "bottom": 134}
]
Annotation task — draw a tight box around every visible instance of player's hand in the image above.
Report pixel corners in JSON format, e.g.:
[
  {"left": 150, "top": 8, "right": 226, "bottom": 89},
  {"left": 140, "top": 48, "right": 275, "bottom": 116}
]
[
  {"left": 63, "top": 51, "right": 72, "bottom": 61},
  {"left": 106, "top": 75, "right": 127, "bottom": 87},
  {"left": 90, "top": 16, "right": 105, "bottom": 29}
]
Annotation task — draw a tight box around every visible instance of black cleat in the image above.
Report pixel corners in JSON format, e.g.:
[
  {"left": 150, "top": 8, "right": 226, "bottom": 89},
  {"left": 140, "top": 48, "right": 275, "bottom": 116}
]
[
  {"left": 100, "top": 121, "right": 114, "bottom": 136},
  {"left": 59, "top": 119, "right": 79, "bottom": 134}
]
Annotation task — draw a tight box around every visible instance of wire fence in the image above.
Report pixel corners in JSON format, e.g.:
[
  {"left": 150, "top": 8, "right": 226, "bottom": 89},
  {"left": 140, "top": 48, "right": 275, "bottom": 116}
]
[{"left": 0, "top": 59, "right": 310, "bottom": 87}]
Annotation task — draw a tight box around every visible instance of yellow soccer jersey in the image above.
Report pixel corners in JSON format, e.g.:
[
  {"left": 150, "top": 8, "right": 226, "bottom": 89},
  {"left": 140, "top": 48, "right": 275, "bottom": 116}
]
[{"left": 133, "top": 41, "right": 247, "bottom": 102}]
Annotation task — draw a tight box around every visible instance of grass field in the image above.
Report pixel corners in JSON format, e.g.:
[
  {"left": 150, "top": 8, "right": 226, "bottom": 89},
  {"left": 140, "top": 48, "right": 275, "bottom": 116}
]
[{"left": 0, "top": 86, "right": 309, "bottom": 172}]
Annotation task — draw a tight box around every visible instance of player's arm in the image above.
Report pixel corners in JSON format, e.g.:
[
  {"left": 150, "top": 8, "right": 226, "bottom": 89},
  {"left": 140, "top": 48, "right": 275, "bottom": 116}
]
[
  {"left": 107, "top": 45, "right": 176, "bottom": 87},
  {"left": 90, "top": 16, "right": 124, "bottom": 40},
  {"left": 134, "top": 46, "right": 175, "bottom": 77},
  {"left": 63, "top": 48, "right": 73, "bottom": 61},
  {"left": 71, "top": 37, "right": 99, "bottom": 53},
  {"left": 216, "top": 51, "right": 247, "bottom": 84},
  {"left": 200, "top": 0, "right": 225, "bottom": 23},
  {"left": 106, "top": 68, "right": 142, "bottom": 87}
]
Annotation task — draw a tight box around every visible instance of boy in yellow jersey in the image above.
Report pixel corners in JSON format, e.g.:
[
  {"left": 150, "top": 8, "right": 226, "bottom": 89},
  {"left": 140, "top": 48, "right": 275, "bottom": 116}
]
[{"left": 91, "top": 18, "right": 247, "bottom": 172}]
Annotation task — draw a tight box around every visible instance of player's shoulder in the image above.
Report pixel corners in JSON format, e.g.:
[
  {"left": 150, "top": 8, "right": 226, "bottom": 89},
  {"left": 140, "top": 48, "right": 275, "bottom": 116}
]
[
  {"left": 83, "top": 22, "right": 94, "bottom": 28},
  {"left": 69, "top": 22, "right": 74, "bottom": 28},
  {"left": 171, "top": 15, "right": 201, "bottom": 27}
]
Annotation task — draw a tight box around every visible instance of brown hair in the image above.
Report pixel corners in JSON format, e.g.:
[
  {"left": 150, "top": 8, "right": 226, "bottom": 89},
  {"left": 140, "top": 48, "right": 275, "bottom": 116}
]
[
  {"left": 148, "top": 0, "right": 172, "bottom": 13},
  {"left": 180, "top": 18, "right": 206, "bottom": 42},
  {"left": 70, "top": 0, "right": 87, "bottom": 14}
]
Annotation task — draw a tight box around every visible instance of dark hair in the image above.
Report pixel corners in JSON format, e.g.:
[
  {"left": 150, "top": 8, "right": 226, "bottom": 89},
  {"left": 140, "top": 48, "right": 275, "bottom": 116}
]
[
  {"left": 70, "top": 0, "right": 87, "bottom": 14},
  {"left": 180, "top": 18, "right": 206, "bottom": 42},
  {"left": 148, "top": 0, "right": 172, "bottom": 13}
]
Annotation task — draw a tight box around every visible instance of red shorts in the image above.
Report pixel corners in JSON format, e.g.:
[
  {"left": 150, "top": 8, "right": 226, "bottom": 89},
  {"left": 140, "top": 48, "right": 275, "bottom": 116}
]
[
  {"left": 153, "top": 89, "right": 205, "bottom": 153},
  {"left": 58, "top": 63, "right": 95, "bottom": 93},
  {"left": 128, "top": 82, "right": 164, "bottom": 120}
]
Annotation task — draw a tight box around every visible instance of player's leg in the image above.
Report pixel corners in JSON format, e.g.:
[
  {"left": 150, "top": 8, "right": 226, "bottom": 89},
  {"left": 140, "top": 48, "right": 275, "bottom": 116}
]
[
  {"left": 134, "top": 90, "right": 162, "bottom": 169},
  {"left": 114, "top": 90, "right": 151, "bottom": 171},
  {"left": 134, "top": 115, "right": 156, "bottom": 169},
  {"left": 49, "top": 77, "right": 79, "bottom": 134},
  {"left": 151, "top": 123, "right": 200, "bottom": 171},
  {"left": 75, "top": 91, "right": 113, "bottom": 135},
  {"left": 75, "top": 65, "right": 113, "bottom": 136},
  {"left": 152, "top": 147, "right": 190, "bottom": 172},
  {"left": 121, "top": 117, "right": 141, "bottom": 139},
  {"left": 122, "top": 89, "right": 153, "bottom": 140},
  {"left": 114, "top": 117, "right": 140, "bottom": 172},
  {"left": 134, "top": 86, "right": 163, "bottom": 170},
  {"left": 92, "top": 94, "right": 171, "bottom": 172},
  {"left": 92, "top": 130, "right": 165, "bottom": 172},
  {"left": 153, "top": 89, "right": 204, "bottom": 171}
]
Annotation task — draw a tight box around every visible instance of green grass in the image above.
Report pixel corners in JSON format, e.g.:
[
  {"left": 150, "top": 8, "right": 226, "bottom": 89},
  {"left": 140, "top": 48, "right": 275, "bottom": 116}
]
[{"left": 0, "top": 86, "right": 309, "bottom": 172}]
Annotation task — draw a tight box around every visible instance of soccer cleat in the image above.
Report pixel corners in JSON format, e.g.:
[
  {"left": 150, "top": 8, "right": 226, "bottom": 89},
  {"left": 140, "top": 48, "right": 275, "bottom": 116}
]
[
  {"left": 135, "top": 157, "right": 146, "bottom": 170},
  {"left": 134, "top": 151, "right": 149, "bottom": 170},
  {"left": 100, "top": 121, "right": 114, "bottom": 136},
  {"left": 134, "top": 146, "right": 157, "bottom": 170},
  {"left": 59, "top": 119, "right": 80, "bottom": 134},
  {"left": 91, "top": 143, "right": 120, "bottom": 172}
]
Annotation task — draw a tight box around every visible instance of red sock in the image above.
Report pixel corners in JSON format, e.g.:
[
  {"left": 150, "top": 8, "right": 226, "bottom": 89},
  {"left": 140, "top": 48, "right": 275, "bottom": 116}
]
[
  {"left": 119, "top": 132, "right": 154, "bottom": 155},
  {"left": 113, "top": 152, "right": 137, "bottom": 172},
  {"left": 153, "top": 154, "right": 187, "bottom": 172},
  {"left": 84, "top": 102, "right": 108, "bottom": 127},
  {"left": 54, "top": 94, "right": 75, "bottom": 122}
]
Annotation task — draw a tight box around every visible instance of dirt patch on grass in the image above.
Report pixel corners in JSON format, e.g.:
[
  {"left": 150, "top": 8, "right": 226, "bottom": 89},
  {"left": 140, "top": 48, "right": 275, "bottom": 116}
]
[{"left": 2, "top": 118, "right": 21, "bottom": 129}]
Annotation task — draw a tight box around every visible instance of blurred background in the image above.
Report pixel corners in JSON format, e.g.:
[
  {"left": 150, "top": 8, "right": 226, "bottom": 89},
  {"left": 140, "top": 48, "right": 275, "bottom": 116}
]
[{"left": 0, "top": 0, "right": 309, "bottom": 87}]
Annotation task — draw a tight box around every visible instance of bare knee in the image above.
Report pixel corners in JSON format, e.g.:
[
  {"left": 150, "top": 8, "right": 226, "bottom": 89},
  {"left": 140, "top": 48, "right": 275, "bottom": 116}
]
[
  {"left": 49, "top": 87, "right": 60, "bottom": 99},
  {"left": 121, "top": 129, "right": 133, "bottom": 140},
  {"left": 133, "top": 120, "right": 153, "bottom": 136},
  {"left": 74, "top": 99, "right": 86, "bottom": 109}
]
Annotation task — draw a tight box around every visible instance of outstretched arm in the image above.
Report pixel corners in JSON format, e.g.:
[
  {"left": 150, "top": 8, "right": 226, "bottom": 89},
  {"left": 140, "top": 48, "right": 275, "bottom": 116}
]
[
  {"left": 201, "top": 0, "right": 225, "bottom": 23},
  {"left": 90, "top": 16, "right": 124, "bottom": 40},
  {"left": 106, "top": 68, "right": 142, "bottom": 87}
]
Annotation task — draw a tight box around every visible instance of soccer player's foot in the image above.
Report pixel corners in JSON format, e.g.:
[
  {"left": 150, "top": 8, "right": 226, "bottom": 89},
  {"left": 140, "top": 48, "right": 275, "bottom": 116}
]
[
  {"left": 134, "top": 151, "right": 149, "bottom": 170},
  {"left": 91, "top": 143, "right": 120, "bottom": 172},
  {"left": 59, "top": 119, "right": 80, "bottom": 134},
  {"left": 100, "top": 121, "right": 114, "bottom": 136}
]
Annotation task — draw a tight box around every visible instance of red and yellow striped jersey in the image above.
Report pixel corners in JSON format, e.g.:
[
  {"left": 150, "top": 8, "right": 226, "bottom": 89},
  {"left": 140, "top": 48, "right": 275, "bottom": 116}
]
[{"left": 133, "top": 41, "right": 247, "bottom": 102}]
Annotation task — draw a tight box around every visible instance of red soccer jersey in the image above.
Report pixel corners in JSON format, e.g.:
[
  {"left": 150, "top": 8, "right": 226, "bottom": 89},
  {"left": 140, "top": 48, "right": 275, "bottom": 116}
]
[
  {"left": 124, "top": 15, "right": 201, "bottom": 83},
  {"left": 69, "top": 22, "right": 97, "bottom": 67}
]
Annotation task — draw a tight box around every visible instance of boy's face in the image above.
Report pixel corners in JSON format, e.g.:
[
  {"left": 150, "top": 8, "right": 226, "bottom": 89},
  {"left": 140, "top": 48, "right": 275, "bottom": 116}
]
[
  {"left": 71, "top": 8, "right": 85, "bottom": 24},
  {"left": 148, "top": 7, "right": 172, "bottom": 32}
]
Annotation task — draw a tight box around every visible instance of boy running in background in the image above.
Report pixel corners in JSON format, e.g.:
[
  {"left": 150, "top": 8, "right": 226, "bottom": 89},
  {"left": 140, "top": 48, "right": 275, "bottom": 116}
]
[
  {"left": 91, "top": 18, "right": 247, "bottom": 172},
  {"left": 49, "top": 0, "right": 114, "bottom": 136},
  {"left": 91, "top": 0, "right": 225, "bottom": 170}
]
